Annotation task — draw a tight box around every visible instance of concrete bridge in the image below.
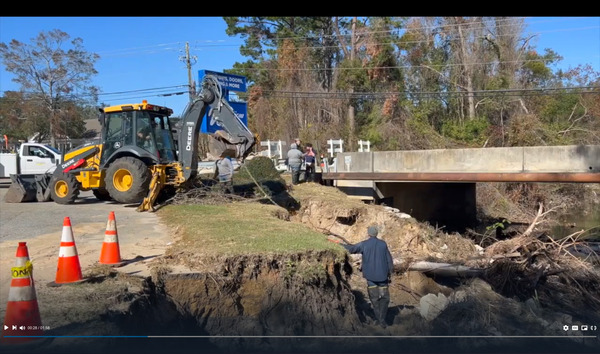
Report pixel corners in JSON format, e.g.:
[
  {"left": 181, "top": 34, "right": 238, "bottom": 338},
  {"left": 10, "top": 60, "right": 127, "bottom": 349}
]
[{"left": 321, "top": 145, "right": 600, "bottom": 231}]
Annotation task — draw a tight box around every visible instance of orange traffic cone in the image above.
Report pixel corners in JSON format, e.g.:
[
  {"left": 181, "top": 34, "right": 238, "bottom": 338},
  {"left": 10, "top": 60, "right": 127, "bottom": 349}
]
[
  {"left": 1, "top": 242, "right": 43, "bottom": 344},
  {"left": 51, "top": 217, "right": 84, "bottom": 285},
  {"left": 99, "top": 211, "right": 124, "bottom": 266}
]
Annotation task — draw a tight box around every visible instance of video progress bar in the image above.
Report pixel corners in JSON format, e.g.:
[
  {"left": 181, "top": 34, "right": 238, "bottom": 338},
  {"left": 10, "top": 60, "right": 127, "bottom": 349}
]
[{"left": 4, "top": 335, "right": 598, "bottom": 339}]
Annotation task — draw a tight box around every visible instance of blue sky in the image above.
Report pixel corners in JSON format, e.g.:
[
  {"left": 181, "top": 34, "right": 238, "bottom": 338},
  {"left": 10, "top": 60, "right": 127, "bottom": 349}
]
[{"left": 1, "top": 16, "right": 599, "bottom": 117}]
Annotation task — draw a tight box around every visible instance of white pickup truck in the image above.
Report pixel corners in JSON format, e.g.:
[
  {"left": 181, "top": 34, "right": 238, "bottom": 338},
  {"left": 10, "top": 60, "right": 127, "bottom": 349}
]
[
  {"left": 0, "top": 142, "right": 62, "bottom": 177},
  {"left": 1, "top": 143, "right": 63, "bottom": 202}
]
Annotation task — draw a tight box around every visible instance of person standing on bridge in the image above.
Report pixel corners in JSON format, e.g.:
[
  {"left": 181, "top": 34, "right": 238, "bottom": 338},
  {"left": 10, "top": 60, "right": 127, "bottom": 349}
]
[
  {"left": 287, "top": 143, "right": 303, "bottom": 185},
  {"left": 294, "top": 138, "right": 302, "bottom": 152},
  {"left": 303, "top": 144, "right": 316, "bottom": 183},
  {"left": 342, "top": 225, "right": 394, "bottom": 328}
]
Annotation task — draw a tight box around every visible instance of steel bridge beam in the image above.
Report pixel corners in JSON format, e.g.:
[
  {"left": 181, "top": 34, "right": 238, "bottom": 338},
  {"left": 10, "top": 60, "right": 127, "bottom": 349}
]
[{"left": 321, "top": 172, "right": 600, "bottom": 183}]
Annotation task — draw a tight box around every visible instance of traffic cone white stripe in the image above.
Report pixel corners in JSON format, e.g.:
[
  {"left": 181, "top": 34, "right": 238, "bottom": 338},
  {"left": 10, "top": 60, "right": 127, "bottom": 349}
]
[
  {"left": 8, "top": 285, "right": 37, "bottom": 301},
  {"left": 106, "top": 218, "right": 116, "bottom": 231},
  {"left": 104, "top": 233, "right": 118, "bottom": 243},
  {"left": 104, "top": 216, "right": 118, "bottom": 243},
  {"left": 15, "top": 257, "right": 28, "bottom": 267},
  {"left": 59, "top": 245, "right": 78, "bottom": 257},
  {"left": 61, "top": 223, "right": 74, "bottom": 242}
]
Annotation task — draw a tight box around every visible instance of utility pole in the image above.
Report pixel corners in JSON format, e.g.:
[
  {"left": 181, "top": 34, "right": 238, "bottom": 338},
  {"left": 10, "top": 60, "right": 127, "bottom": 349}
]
[{"left": 180, "top": 42, "right": 197, "bottom": 102}]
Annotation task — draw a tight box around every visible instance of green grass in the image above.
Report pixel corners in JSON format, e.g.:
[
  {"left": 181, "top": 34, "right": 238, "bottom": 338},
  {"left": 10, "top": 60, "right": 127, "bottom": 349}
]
[{"left": 158, "top": 202, "right": 344, "bottom": 257}]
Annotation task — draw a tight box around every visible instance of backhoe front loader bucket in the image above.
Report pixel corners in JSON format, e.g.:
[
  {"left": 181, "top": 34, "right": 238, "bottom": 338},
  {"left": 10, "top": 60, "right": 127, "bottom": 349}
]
[
  {"left": 34, "top": 173, "right": 53, "bottom": 201},
  {"left": 4, "top": 173, "right": 52, "bottom": 203}
]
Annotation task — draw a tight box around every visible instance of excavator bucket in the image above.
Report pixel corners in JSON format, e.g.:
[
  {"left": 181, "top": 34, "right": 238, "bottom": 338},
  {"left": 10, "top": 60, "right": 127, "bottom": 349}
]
[
  {"left": 209, "top": 130, "right": 255, "bottom": 159},
  {"left": 4, "top": 173, "right": 52, "bottom": 203}
]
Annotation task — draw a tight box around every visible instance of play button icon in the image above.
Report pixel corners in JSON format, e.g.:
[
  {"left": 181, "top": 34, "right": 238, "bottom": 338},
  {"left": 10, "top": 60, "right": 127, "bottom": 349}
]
[{"left": 3, "top": 325, "right": 7, "bottom": 330}]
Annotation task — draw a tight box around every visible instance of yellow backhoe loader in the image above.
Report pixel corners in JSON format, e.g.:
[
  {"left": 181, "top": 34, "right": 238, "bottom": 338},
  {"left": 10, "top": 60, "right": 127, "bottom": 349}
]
[{"left": 45, "top": 75, "right": 255, "bottom": 211}]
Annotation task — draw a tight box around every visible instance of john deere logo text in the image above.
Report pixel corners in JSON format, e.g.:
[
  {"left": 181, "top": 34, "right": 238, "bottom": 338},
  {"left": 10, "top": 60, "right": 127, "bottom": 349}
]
[
  {"left": 185, "top": 126, "right": 193, "bottom": 151},
  {"left": 61, "top": 159, "right": 75, "bottom": 169}
]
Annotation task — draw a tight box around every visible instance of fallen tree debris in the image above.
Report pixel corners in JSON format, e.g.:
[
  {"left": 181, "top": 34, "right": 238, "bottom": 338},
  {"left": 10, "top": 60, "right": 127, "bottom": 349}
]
[
  {"left": 478, "top": 203, "right": 600, "bottom": 320},
  {"left": 408, "top": 261, "right": 483, "bottom": 278}
]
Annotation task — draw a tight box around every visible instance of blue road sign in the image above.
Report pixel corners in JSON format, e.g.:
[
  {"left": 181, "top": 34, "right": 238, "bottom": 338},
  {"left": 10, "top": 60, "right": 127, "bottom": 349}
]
[{"left": 198, "top": 70, "right": 248, "bottom": 134}]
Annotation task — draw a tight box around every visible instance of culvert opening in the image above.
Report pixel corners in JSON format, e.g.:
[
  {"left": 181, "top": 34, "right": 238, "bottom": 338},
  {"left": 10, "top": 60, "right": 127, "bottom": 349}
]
[{"left": 335, "top": 214, "right": 357, "bottom": 226}]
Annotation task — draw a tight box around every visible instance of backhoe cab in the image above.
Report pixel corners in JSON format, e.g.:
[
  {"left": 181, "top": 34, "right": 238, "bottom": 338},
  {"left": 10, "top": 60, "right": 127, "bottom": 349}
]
[{"left": 49, "top": 74, "right": 255, "bottom": 211}]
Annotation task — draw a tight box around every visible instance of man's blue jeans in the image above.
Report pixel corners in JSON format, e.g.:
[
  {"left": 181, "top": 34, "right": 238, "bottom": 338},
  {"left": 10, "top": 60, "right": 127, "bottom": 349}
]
[
  {"left": 290, "top": 165, "right": 301, "bottom": 185},
  {"left": 367, "top": 280, "right": 390, "bottom": 327}
]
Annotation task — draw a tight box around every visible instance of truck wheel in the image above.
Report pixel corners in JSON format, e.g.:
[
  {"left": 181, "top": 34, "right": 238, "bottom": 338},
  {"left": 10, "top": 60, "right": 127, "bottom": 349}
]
[
  {"left": 105, "top": 157, "right": 151, "bottom": 204},
  {"left": 92, "top": 188, "right": 112, "bottom": 201},
  {"left": 50, "top": 172, "right": 80, "bottom": 204}
]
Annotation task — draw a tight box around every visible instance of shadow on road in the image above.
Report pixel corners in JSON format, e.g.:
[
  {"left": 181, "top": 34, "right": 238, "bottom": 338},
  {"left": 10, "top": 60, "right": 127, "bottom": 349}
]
[
  {"left": 121, "top": 254, "right": 160, "bottom": 266},
  {"left": 74, "top": 197, "right": 119, "bottom": 205}
]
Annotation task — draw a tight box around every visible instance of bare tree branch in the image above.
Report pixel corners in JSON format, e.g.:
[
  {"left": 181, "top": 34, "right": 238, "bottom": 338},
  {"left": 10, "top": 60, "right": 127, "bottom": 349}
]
[{"left": 560, "top": 100, "right": 588, "bottom": 136}]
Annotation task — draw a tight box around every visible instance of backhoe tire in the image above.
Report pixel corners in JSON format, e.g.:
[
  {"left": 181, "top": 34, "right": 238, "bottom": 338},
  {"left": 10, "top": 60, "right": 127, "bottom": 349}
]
[
  {"left": 50, "top": 171, "right": 80, "bottom": 204},
  {"left": 105, "top": 157, "right": 151, "bottom": 204},
  {"left": 92, "top": 188, "right": 112, "bottom": 201}
]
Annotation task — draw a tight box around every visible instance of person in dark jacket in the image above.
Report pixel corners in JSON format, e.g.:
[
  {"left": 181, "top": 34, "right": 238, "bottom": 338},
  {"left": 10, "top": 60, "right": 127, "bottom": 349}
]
[
  {"left": 343, "top": 225, "right": 394, "bottom": 328},
  {"left": 294, "top": 138, "right": 302, "bottom": 152}
]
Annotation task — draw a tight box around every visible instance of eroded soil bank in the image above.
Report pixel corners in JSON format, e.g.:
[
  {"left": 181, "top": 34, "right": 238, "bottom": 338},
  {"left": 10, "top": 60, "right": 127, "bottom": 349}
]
[
  {"left": 2, "top": 183, "right": 599, "bottom": 354},
  {"left": 11, "top": 254, "right": 597, "bottom": 354}
]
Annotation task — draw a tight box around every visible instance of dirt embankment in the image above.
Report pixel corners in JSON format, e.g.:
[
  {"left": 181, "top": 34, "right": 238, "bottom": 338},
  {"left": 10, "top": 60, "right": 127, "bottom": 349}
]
[
  {"left": 140, "top": 183, "right": 599, "bottom": 352},
  {"left": 2, "top": 182, "right": 599, "bottom": 354}
]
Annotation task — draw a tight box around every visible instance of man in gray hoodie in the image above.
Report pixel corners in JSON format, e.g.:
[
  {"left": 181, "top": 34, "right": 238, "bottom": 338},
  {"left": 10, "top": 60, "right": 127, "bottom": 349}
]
[
  {"left": 287, "top": 143, "right": 304, "bottom": 185},
  {"left": 214, "top": 155, "right": 234, "bottom": 193}
]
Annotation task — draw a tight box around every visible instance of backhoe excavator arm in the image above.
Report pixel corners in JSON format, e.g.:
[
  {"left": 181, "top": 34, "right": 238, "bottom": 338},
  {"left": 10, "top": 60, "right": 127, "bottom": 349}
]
[
  {"left": 137, "top": 75, "right": 255, "bottom": 212},
  {"left": 177, "top": 75, "right": 255, "bottom": 182}
]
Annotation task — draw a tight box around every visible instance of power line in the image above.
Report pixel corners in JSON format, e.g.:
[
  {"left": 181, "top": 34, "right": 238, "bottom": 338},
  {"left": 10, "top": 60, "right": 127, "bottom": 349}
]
[
  {"left": 261, "top": 86, "right": 600, "bottom": 100},
  {"left": 3, "top": 85, "right": 597, "bottom": 106},
  {"left": 0, "top": 86, "right": 189, "bottom": 104},
  {"left": 98, "top": 91, "right": 187, "bottom": 103},
  {"left": 84, "top": 18, "right": 598, "bottom": 61},
  {"left": 3, "top": 53, "right": 594, "bottom": 102},
  {"left": 241, "top": 59, "right": 573, "bottom": 73},
  {"left": 226, "top": 17, "right": 527, "bottom": 42},
  {"left": 89, "top": 29, "right": 596, "bottom": 75},
  {"left": 97, "top": 85, "right": 189, "bottom": 97},
  {"left": 96, "top": 42, "right": 184, "bottom": 58}
]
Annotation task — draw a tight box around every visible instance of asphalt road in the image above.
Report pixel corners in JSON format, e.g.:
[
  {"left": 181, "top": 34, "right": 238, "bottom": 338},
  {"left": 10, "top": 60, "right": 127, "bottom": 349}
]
[{"left": 0, "top": 186, "right": 169, "bottom": 242}]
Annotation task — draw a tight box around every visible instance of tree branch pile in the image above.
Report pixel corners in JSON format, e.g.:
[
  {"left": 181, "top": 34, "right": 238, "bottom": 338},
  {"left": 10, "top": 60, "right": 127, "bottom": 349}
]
[
  {"left": 478, "top": 203, "right": 600, "bottom": 321},
  {"left": 165, "top": 185, "right": 256, "bottom": 206}
]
